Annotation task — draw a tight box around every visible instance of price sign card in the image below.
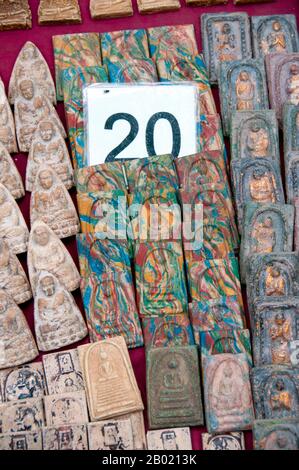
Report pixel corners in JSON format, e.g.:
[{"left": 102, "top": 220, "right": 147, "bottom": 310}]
[{"left": 84, "top": 83, "right": 198, "bottom": 166}]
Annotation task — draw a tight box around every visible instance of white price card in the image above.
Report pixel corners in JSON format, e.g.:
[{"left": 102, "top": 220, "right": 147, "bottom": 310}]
[{"left": 84, "top": 83, "right": 198, "bottom": 166}]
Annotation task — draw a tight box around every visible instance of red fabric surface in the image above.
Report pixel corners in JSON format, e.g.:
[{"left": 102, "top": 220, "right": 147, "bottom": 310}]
[{"left": 1, "top": 0, "right": 299, "bottom": 451}]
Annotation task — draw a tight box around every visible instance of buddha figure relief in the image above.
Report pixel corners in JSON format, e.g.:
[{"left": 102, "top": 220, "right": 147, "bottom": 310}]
[
  {"left": 30, "top": 167, "right": 79, "bottom": 239},
  {"left": 26, "top": 120, "right": 73, "bottom": 192},
  {"left": 28, "top": 221, "right": 80, "bottom": 294},
  {"left": 216, "top": 23, "right": 237, "bottom": 63},
  {"left": 34, "top": 271, "right": 87, "bottom": 351},
  {"left": 15, "top": 79, "right": 65, "bottom": 152},
  {"left": 249, "top": 169, "right": 276, "bottom": 203},
  {"left": 270, "top": 379, "right": 292, "bottom": 414},
  {"left": 236, "top": 71, "right": 255, "bottom": 111},
  {"left": 252, "top": 217, "right": 276, "bottom": 254},
  {"left": 9, "top": 41, "right": 55, "bottom": 105},
  {"left": 264, "top": 21, "right": 287, "bottom": 54},
  {"left": 270, "top": 313, "right": 292, "bottom": 364},
  {"left": 265, "top": 266, "right": 286, "bottom": 297},
  {"left": 246, "top": 124, "right": 270, "bottom": 158}
]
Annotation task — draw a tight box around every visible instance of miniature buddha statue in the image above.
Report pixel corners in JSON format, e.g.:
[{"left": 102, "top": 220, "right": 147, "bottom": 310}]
[
  {"left": 29, "top": 222, "right": 80, "bottom": 292},
  {"left": 249, "top": 170, "right": 276, "bottom": 203},
  {"left": 270, "top": 379, "right": 292, "bottom": 413},
  {"left": 15, "top": 79, "right": 64, "bottom": 152},
  {"left": 216, "top": 23, "right": 237, "bottom": 63},
  {"left": 17, "top": 43, "right": 48, "bottom": 84},
  {"left": 270, "top": 313, "right": 292, "bottom": 364},
  {"left": 9, "top": 42, "right": 55, "bottom": 105},
  {"left": 27, "top": 121, "right": 73, "bottom": 191},
  {"left": 266, "top": 21, "right": 287, "bottom": 54},
  {"left": 35, "top": 273, "right": 87, "bottom": 351},
  {"left": 265, "top": 267, "right": 286, "bottom": 297},
  {"left": 246, "top": 124, "right": 270, "bottom": 158},
  {"left": 236, "top": 71, "right": 255, "bottom": 111},
  {"left": 16, "top": 79, "right": 51, "bottom": 151},
  {"left": 163, "top": 359, "right": 184, "bottom": 390},
  {"left": 252, "top": 217, "right": 276, "bottom": 254},
  {"left": 287, "top": 64, "right": 299, "bottom": 106},
  {"left": 31, "top": 168, "right": 79, "bottom": 239}
]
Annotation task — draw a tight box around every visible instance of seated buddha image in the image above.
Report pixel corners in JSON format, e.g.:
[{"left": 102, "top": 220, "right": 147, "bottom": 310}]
[
  {"left": 265, "top": 266, "right": 287, "bottom": 297},
  {"left": 246, "top": 124, "right": 270, "bottom": 158},
  {"left": 98, "top": 350, "right": 118, "bottom": 381},
  {"left": 158, "top": 355, "right": 190, "bottom": 412},
  {"left": 249, "top": 168, "right": 277, "bottom": 203},
  {"left": 163, "top": 359, "right": 184, "bottom": 390},
  {"left": 270, "top": 379, "right": 293, "bottom": 417},
  {"left": 251, "top": 217, "right": 276, "bottom": 254},
  {"left": 213, "top": 362, "right": 243, "bottom": 415},
  {"left": 270, "top": 313, "right": 292, "bottom": 364},
  {"left": 216, "top": 23, "right": 237, "bottom": 63},
  {"left": 263, "top": 21, "right": 287, "bottom": 54},
  {"left": 236, "top": 71, "right": 255, "bottom": 111},
  {"left": 31, "top": 168, "right": 79, "bottom": 238}
]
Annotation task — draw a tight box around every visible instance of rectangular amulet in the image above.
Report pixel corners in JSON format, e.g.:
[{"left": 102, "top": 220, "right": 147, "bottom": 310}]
[
  {"left": 203, "top": 353, "right": 254, "bottom": 433},
  {"left": 147, "top": 346, "right": 204, "bottom": 429}
]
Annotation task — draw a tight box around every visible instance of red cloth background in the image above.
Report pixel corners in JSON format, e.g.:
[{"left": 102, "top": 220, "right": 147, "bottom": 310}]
[{"left": 1, "top": 0, "right": 299, "bottom": 451}]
